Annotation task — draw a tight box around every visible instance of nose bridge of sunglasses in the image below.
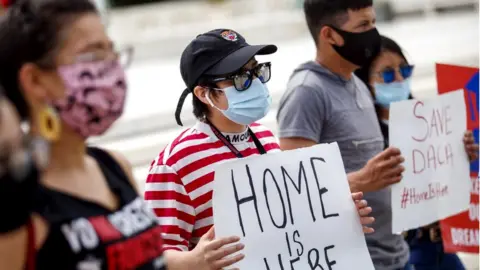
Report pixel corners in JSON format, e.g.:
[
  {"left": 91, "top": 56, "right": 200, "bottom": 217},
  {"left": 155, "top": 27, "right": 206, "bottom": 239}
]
[{"left": 394, "top": 68, "right": 405, "bottom": 81}]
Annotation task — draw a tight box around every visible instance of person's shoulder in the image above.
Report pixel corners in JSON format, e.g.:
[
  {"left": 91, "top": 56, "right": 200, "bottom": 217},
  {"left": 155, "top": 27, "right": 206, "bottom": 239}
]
[
  {"left": 280, "top": 72, "right": 329, "bottom": 111},
  {"left": 288, "top": 70, "right": 319, "bottom": 92},
  {"left": 286, "top": 62, "right": 330, "bottom": 93},
  {"left": 352, "top": 73, "right": 371, "bottom": 91},
  {"left": 250, "top": 123, "right": 280, "bottom": 152},
  {"left": 281, "top": 73, "right": 329, "bottom": 111},
  {"left": 155, "top": 125, "right": 212, "bottom": 167},
  {"left": 250, "top": 123, "right": 275, "bottom": 137}
]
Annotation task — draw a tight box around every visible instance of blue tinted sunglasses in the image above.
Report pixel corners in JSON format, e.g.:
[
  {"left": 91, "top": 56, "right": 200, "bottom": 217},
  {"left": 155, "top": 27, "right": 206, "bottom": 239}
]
[{"left": 380, "top": 65, "right": 415, "bottom": 83}]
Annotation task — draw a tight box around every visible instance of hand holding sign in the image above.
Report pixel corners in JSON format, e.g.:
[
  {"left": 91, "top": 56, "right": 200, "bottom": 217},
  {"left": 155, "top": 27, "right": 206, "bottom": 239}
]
[
  {"left": 213, "top": 143, "right": 375, "bottom": 269},
  {"left": 390, "top": 90, "right": 470, "bottom": 233},
  {"left": 191, "top": 226, "right": 245, "bottom": 270},
  {"left": 352, "top": 192, "right": 375, "bottom": 234},
  {"left": 351, "top": 147, "right": 405, "bottom": 193},
  {"left": 463, "top": 131, "right": 479, "bottom": 161}
]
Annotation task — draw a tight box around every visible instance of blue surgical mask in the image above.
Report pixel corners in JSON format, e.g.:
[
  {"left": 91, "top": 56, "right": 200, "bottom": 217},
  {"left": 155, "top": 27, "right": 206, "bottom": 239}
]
[
  {"left": 206, "top": 78, "right": 271, "bottom": 125},
  {"left": 374, "top": 79, "right": 411, "bottom": 108}
]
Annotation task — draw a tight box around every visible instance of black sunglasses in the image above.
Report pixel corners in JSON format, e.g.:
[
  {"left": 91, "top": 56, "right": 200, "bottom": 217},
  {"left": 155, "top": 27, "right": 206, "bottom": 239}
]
[
  {"left": 380, "top": 65, "right": 414, "bottom": 83},
  {"left": 211, "top": 62, "right": 272, "bottom": 91}
]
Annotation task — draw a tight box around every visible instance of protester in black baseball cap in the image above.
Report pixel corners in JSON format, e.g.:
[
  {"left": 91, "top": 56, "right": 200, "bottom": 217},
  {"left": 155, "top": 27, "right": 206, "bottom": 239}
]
[
  {"left": 145, "top": 28, "right": 375, "bottom": 269},
  {"left": 175, "top": 28, "right": 277, "bottom": 126},
  {"left": 145, "top": 29, "right": 281, "bottom": 269}
]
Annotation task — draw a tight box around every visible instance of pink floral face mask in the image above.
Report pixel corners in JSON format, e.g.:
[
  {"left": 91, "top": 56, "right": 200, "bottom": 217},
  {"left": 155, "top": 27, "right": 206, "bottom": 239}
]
[{"left": 53, "top": 59, "right": 127, "bottom": 138}]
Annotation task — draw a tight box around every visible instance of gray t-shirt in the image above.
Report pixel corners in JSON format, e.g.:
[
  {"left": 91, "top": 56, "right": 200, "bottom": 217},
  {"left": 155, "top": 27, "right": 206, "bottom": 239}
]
[{"left": 277, "top": 61, "right": 409, "bottom": 270}]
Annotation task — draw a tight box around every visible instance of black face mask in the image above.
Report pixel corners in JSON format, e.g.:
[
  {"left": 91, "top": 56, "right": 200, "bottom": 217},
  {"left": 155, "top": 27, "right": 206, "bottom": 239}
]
[{"left": 329, "top": 26, "right": 381, "bottom": 67}]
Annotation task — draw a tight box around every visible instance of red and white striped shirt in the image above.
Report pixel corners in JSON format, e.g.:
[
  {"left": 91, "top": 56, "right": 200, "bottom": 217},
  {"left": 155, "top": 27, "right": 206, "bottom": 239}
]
[{"left": 144, "top": 121, "right": 280, "bottom": 251}]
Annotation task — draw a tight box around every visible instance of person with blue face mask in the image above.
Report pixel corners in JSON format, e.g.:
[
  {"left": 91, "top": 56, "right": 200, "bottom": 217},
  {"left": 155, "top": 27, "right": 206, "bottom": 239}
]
[
  {"left": 356, "top": 35, "right": 415, "bottom": 127},
  {"left": 356, "top": 35, "right": 479, "bottom": 270},
  {"left": 143, "top": 29, "right": 376, "bottom": 270}
]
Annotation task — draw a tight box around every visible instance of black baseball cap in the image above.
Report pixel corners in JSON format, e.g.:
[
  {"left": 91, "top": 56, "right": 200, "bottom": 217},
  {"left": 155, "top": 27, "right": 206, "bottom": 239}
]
[{"left": 175, "top": 29, "right": 277, "bottom": 126}]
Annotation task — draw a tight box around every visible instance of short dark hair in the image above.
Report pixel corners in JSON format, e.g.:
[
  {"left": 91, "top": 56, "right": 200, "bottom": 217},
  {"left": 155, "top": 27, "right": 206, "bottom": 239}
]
[
  {"left": 192, "top": 78, "right": 220, "bottom": 120},
  {"left": 303, "top": 0, "right": 373, "bottom": 45},
  {"left": 0, "top": 0, "right": 97, "bottom": 120}
]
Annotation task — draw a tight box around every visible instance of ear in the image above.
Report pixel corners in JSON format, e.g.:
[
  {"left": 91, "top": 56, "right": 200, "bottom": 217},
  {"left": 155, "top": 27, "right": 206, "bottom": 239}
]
[
  {"left": 321, "top": 26, "right": 344, "bottom": 46},
  {"left": 18, "top": 63, "right": 49, "bottom": 106},
  {"left": 193, "top": 86, "right": 210, "bottom": 106}
]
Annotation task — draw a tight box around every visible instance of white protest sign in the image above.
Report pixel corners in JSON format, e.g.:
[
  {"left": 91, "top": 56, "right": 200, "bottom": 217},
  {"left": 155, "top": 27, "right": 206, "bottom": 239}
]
[
  {"left": 390, "top": 90, "right": 470, "bottom": 233},
  {"left": 213, "top": 143, "right": 374, "bottom": 270}
]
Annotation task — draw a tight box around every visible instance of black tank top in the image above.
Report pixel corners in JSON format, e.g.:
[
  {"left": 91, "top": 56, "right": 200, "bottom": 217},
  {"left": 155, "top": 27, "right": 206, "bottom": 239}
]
[{"left": 33, "top": 147, "right": 166, "bottom": 270}]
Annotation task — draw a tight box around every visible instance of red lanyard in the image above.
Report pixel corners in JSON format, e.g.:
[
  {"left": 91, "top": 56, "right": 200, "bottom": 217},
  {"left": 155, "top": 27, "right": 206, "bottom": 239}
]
[
  {"left": 25, "top": 217, "right": 36, "bottom": 270},
  {"left": 206, "top": 120, "right": 266, "bottom": 158}
]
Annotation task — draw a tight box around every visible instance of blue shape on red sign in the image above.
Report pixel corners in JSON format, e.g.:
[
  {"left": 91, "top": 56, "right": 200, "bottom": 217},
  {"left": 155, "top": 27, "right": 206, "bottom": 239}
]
[
  {"left": 472, "top": 129, "right": 479, "bottom": 173},
  {"left": 465, "top": 72, "right": 479, "bottom": 174}
]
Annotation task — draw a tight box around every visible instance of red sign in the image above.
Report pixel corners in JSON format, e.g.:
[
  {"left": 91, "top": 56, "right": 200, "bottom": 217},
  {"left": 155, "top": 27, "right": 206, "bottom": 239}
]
[{"left": 436, "top": 63, "right": 479, "bottom": 254}]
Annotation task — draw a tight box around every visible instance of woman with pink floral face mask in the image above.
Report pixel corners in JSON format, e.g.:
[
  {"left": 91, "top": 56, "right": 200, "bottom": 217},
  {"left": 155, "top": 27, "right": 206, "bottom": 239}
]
[{"left": 0, "top": 1, "right": 171, "bottom": 269}]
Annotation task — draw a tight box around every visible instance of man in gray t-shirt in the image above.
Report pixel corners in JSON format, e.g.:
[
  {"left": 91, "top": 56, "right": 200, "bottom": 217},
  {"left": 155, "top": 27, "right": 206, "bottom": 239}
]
[{"left": 277, "top": 1, "right": 409, "bottom": 270}]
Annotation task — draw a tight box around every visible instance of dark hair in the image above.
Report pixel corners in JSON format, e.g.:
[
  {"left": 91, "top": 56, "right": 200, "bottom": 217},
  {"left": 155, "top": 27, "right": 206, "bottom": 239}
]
[
  {"left": 303, "top": 0, "right": 373, "bottom": 45},
  {"left": 355, "top": 35, "right": 409, "bottom": 92},
  {"left": 192, "top": 78, "right": 220, "bottom": 120},
  {"left": 0, "top": 0, "right": 97, "bottom": 120}
]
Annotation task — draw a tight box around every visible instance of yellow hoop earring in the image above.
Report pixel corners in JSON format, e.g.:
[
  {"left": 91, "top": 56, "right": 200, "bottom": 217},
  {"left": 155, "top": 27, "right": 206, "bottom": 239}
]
[{"left": 38, "top": 106, "right": 60, "bottom": 141}]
